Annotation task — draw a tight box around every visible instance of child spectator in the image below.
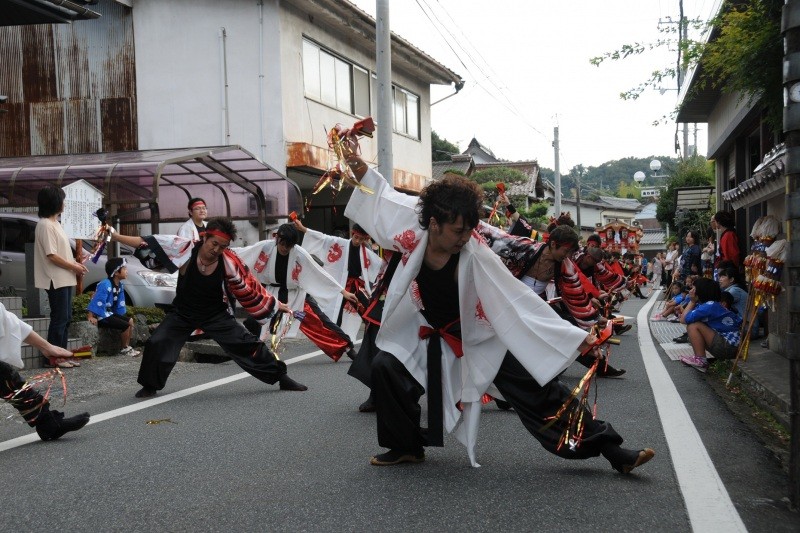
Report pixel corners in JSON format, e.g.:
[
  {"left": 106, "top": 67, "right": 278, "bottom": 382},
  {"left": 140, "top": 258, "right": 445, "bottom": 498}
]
[
  {"left": 653, "top": 281, "right": 684, "bottom": 320},
  {"left": 679, "top": 277, "right": 743, "bottom": 372},
  {"left": 87, "top": 258, "right": 141, "bottom": 356}
]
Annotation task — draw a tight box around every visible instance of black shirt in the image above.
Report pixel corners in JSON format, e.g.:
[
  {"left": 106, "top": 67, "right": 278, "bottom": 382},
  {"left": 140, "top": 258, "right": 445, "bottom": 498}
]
[
  {"left": 173, "top": 246, "right": 228, "bottom": 323},
  {"left": 348, "top": 242, "right": 362, "bottom": 279},
  {"left": 416, "top": 252, "right": 460, "bottom": 328}
]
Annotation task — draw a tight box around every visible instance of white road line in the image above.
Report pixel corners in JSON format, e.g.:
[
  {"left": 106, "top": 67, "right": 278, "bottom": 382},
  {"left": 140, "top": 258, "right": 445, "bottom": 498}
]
[
  {"left": 0, "top": 343, "right": 350, "bottom": 453},
  {"left": 638, "top": 294, "right": 746, "bottom": 532}
]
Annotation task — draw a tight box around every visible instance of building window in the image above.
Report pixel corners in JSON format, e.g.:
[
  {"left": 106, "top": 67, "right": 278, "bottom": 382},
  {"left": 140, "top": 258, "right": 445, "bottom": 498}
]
[
  {"left": 303, "top": 38, "right": 420, "bottom": 140},
  {"left": 303, "top": 38, "right": 366, "bottom": 117}
]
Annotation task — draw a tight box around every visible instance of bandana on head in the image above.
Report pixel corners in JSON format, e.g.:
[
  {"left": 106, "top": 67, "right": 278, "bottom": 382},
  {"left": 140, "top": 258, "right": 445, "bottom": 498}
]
[
  {"left": 205, "top": 229, "right": 232, "bottom": 242},
  {"left": 108, "top": 258, "right": 127, "bottom": 278},
  {"left": 190, "top": 200, "right": 206, "bottom": 210}
]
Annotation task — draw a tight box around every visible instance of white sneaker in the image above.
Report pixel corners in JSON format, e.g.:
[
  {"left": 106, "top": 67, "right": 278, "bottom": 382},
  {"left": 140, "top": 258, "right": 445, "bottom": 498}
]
[{"left": 119, "top": 346, "right": 141, "bottom": 357}]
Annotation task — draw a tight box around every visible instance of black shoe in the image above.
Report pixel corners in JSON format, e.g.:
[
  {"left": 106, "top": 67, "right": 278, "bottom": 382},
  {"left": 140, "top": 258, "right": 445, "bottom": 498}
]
[
  {"left": 673, "top": 333, "right": 689, "bottom": 344},
  {"left": 36, "top": 410, "right": 90, "bottom": 441},
  {"left": 610, "top": 448, "right": 655, "bottom": 474},
  {"left": 278, "top": 375, "right": 308, "bottom": 391},
  {"left": 358, "top": 399, "right": 376, "bottom": 413},
  {"left": 494, "top": 399, "right": 512, "bottom": 410},
  {"left": 598, "top": 366, "right": 626, "bottom": 378},
  {"left": 614, "top": 324, "right": 632, "bottom": 335},
  {"left": 370, "top": 449, "right": 425, "bottom": 466},
  {"left": 346, "top": 348, "right": 357, "bottom": 361},
  {"left": 135, "top": 387, "right": 157, "bottom": 398}
]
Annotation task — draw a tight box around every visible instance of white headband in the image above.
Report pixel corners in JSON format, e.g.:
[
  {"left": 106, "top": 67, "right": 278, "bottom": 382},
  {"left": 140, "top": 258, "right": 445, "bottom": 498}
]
[{"left": 109, "top": 258, "right": 127, "bottom": 277}]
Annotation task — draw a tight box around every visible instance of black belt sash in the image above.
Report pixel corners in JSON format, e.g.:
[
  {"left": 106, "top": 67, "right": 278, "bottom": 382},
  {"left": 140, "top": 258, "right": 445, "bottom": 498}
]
[{"left": 418, "top": 318, "right": 462, "bottom": 447}]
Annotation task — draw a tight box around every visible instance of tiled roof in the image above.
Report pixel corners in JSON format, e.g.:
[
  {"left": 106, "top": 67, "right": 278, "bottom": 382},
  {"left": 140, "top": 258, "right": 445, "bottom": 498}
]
[
  {"left": 640, "top": 230, "right": 667, "bottom": 245},
  {"left": 432, "top": 159, "right": 473, "bottom": 181},
  {"left": 721, "top": 143, "right": 785, "bottom": 210},
  {"left": 598, "top": 196, "right": 642, "bottom": 210}
]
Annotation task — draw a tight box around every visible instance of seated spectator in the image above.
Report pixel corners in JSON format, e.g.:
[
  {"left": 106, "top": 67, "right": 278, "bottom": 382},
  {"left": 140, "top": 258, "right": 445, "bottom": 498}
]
[
  {"left": 679, "top": 278, "right": 743, "bottom": 372},
  {"left": 86, "top": 258, "right": 140, "bottom": 357},
  {"left": 653, "top": 282, "right": 685, "bottom": 320},
  {"left": 718, "top": 267, "right": 747, "bottom": 317}
]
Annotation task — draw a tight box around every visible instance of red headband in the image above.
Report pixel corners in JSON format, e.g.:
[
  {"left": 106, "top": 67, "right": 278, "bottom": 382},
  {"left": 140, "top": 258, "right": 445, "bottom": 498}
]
[
  {"left": 205, "top": 229, "right": 232, "bottom": 242},
  {"left": 351, "top": 228, "right": 369, "bottom": 238},
  {"left": 190, "top": 200, "right": 206, "bottom": 209}
]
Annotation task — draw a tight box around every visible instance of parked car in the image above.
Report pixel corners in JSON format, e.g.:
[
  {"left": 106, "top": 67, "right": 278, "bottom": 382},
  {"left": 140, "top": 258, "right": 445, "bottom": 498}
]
[{"left": 0, "top": 212, "right": 176, "bottom": 309}]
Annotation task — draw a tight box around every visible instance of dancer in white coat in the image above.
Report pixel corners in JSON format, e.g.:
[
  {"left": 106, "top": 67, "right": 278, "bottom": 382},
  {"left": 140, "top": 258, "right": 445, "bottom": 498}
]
[
  {"left": 343, "top": 153, "right": 654, "bottom": 473},
  {"left": 294, "top": 220, "right": 382, "bottom": 342},
  {"left": 177, "top": 197, "right": 208, "bottom": 241}
]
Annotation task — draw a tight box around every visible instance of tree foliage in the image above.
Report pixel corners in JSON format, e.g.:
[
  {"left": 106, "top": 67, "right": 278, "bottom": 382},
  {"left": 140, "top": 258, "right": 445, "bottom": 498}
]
[
  {"left": 432, "top": 131, "right": 461, "bottom": 161},
  {"left": 590, "top": 0, "right": 783, "bottom": 133},
  {"left": 470, "top": 167, "right": 528, "bottom": 185},
  {"left": 655, "top": 156, "right": 715, "bottom": 235}
]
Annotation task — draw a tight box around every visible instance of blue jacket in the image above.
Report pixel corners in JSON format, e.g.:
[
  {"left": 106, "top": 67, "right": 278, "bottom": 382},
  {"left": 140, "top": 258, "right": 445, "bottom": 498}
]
[
  {"left": 87, "top": 278, "right": 126, "bottom": 319},
  {"left": 684, "top": 300, "right": 742, "bottom": 346},
  {"left": 724, "top": 285, "right": 748, "bottom": 317}
]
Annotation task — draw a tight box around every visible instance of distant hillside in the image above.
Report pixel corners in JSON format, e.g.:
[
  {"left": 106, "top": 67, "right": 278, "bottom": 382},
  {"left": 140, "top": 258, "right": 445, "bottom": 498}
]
[{"left": 539, "top": 156, "right": 679, "bottom": 200}]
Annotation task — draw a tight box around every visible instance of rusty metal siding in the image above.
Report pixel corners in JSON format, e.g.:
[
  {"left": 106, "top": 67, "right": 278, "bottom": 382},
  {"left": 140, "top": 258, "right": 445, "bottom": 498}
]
[
  {"left": 0, "top": 0, "right": 137, "bottom": 158},
  {"left": 21, "top": 25, "right": 58, "bottom": 102}
]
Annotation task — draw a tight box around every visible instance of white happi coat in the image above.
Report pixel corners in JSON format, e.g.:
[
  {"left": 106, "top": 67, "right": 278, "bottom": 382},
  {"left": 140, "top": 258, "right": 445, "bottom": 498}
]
[
  {"left": 0, "top": 303, "right": 33, "bottom": 369},
  {"left": 234, "top": 240, "right": 345, "bottom": 338},
  {"left": 344, "top": 168, "right": 587, "bottom": 467},
  {"left": 301, "top": 228, "right": 383, "bottom": 340},
  {"left": 177, "top": 219, "right": 206, "bottom": 242}
]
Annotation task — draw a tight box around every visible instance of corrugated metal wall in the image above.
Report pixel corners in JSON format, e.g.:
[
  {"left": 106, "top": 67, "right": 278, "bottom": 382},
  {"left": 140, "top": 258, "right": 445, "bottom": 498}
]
[{"left": 0, "top": 0, "right": 137, "bottom": 157}]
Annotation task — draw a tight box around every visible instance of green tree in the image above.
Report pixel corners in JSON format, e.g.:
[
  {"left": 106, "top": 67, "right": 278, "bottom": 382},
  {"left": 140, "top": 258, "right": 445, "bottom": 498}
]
[
  {"left": 591, "top": 0, "right": 783, "bottom": 133},
  {"left": 655, "top": 157, "right": 715, "bottom": 235},
  {"left": 432, "top": 131, "right": 460, "bottom": 161}
]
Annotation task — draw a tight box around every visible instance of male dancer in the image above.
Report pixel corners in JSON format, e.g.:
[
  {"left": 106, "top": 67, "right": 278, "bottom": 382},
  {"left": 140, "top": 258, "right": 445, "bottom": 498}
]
[
  {"left": 236, "top": 224, "right": 359, "bottom": 362},
  {"left": 0, "top": 300, "right": 90, "bottom": 440},
  {"left": 110, "top": 217, "right": 307, "bottom": 397},
  {"left": 294, "top": 219, "right": 382, "bottom": 342},
  {"left": 476, "top": 222, "right": 626, "bottom": 377},
  {"left": 343, "top": 153, "right": 654, "bottom": 473},
  {"left": 177, "top": 197, "right": 208, "bottom": 241}
]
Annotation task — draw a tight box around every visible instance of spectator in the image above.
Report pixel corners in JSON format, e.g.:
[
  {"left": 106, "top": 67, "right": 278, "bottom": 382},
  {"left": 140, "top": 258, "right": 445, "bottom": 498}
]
[
  {"left": 674, "top": 230, "right": 701, "bottom": 282},
  {"left": 663, "top": 241, "right": 678, "bottom": 287},
  {"left": 701, "top": 233, "right": 715, "bottom": 278},
  {"left": 34, "top": 185, "right": 89, "bottom": 369},
  {"left": 653, "top": 281, "right": 685, "bottom": 321},
  {"left": 651, "top": 252, "right": 664, "bottom": 287},
  {"left": 86, "top": 257, "right": 141, "bottom": 357},
  {"left": 177, "top": 197, "right": 208, "bottom": 241},
  {"left": 712, "top": 211, "right": 741, "bottom": 269},
  {"left": 718, "top": 266, "right": 747, "bottom": 318},
  {"left": 678, "top": 277, "right": 743, "bottom": 372}
]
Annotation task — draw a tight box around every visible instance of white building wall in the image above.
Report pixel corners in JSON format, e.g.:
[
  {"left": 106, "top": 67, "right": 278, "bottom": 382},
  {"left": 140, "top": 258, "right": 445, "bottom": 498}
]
[
  {"left": 707, "top": 90, "right": 754, "bottom": 153},
  {"left": 133, "top": 0, "right": 433, "bottom": 180}
]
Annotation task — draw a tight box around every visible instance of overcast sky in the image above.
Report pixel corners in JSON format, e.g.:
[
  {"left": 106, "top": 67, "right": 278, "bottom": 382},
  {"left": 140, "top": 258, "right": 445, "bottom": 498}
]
[{"left": 350, "top": 0, "right": 719, "bottom": 172}]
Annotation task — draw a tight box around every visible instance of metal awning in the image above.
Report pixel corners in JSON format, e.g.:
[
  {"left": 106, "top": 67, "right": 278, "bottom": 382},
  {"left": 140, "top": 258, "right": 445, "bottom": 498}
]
[
  {"left": 0, "top": 0, "right": 101, "bottom": 26},
  {"left": 0, "top": 146, "right": 303, "bottom": 239}
]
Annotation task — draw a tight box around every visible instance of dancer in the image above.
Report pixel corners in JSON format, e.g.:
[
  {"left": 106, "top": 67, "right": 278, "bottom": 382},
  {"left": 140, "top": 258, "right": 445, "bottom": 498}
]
[
  {"left": 0, "top": 300, "right": 90, "bottom": 440},
  {"left": 109, "top": 217, "right": 307, "bottom": 397},
  {"left": 235, "top": 223, "right": 359, "bottom": 362},
  {"left": 177, "top": 197, "right": 208, "bottom": 241},
  {"left": 477, "top": 222, "right": 626, "bottom": 377},
  {"left": 343, "top": 153, "right": 654, "bottom": 473},
  {"left": 294, "top": 219, "right": 382, "bottom": 342}
]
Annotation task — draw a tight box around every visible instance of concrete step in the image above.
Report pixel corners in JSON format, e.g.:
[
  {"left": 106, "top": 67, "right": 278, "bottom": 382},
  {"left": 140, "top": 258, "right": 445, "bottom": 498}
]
[
  {"left": 21, "top": 337, "right": 84, "bottom": 369},
  {"left": 0, "top": 296, "right": 23, "bottom": 318}
]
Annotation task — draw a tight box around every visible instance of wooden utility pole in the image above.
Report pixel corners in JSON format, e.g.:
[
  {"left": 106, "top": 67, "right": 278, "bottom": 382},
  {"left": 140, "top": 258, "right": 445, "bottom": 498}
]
[{"left": 782, "top": 0, "right": 800, "bottom": 510}]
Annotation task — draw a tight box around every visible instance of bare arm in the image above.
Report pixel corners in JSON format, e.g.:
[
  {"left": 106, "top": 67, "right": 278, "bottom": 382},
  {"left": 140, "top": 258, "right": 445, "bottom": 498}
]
[
  {"left": 46, "top": 253, "right": 88, "bottom": 275},
  {"left": 24, "top": 330, "right": 73, "bottom": 361},
  {"left": 109, "top": 231, "right": 145, "bottom": 249}
]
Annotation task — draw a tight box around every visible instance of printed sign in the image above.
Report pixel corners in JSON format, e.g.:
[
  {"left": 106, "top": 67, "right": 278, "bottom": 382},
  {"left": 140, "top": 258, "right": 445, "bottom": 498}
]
[{"left": 61, "top": 180, "right": 103, "bottom": 239}]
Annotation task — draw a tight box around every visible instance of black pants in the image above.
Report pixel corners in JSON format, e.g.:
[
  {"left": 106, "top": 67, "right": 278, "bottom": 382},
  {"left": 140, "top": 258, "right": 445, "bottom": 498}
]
[
  {"left": 138, "top": 310, "right": 287, "bottom": 391},
  {"left": 371, "top": 350, "right": 623, "bottom": 459},
  {"left": 1, "top": 360, "right": 47, "bottom": 426}
]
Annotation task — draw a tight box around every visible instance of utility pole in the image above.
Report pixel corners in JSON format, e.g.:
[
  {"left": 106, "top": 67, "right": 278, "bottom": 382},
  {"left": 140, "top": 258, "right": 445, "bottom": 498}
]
[
  {"left": 376, "top": 0, "right": 393, "bottom": 185},
  {"left": 782, "top": 0, "right": 800, "bottom": 510},
  {"left": 553, "top": 126, "right": 561, "bottom": 216},
  {"left": 575, "top": 171, "right": 582, "bottom": 233}
]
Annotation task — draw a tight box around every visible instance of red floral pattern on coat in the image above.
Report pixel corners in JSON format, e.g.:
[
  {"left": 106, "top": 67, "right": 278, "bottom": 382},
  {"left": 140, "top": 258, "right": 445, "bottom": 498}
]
[
  {"left": 291, "top": 262, "right": 302, "bottom": 282},
  {"left": 475, "top": 299, "right": 487, "bottom": 322},
  {"left": 362, "top": 246, "right": 371, "bottom": 270},
  {"left": 393, "top": 230, "right": 419, "bottom": 265},
  {"left": 327, "top": 243, "right": 343, "bottom": 263}
]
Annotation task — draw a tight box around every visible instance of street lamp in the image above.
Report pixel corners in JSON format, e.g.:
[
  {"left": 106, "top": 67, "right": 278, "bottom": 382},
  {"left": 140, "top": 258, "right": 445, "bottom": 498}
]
[{"left": 633, "top": 171, "right": 646, "bottom": 187}]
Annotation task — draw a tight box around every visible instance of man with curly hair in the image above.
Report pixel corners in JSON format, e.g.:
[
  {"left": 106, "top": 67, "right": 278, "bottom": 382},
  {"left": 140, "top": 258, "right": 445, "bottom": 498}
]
[{"left": 342, "top": 153, "right": 654, "bottom": 474}]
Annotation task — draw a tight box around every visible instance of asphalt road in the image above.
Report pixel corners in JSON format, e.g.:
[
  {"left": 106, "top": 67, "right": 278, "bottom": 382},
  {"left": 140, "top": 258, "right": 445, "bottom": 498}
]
[{"left": 1, "top": 295, "right": 798, "bottom": 532}]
